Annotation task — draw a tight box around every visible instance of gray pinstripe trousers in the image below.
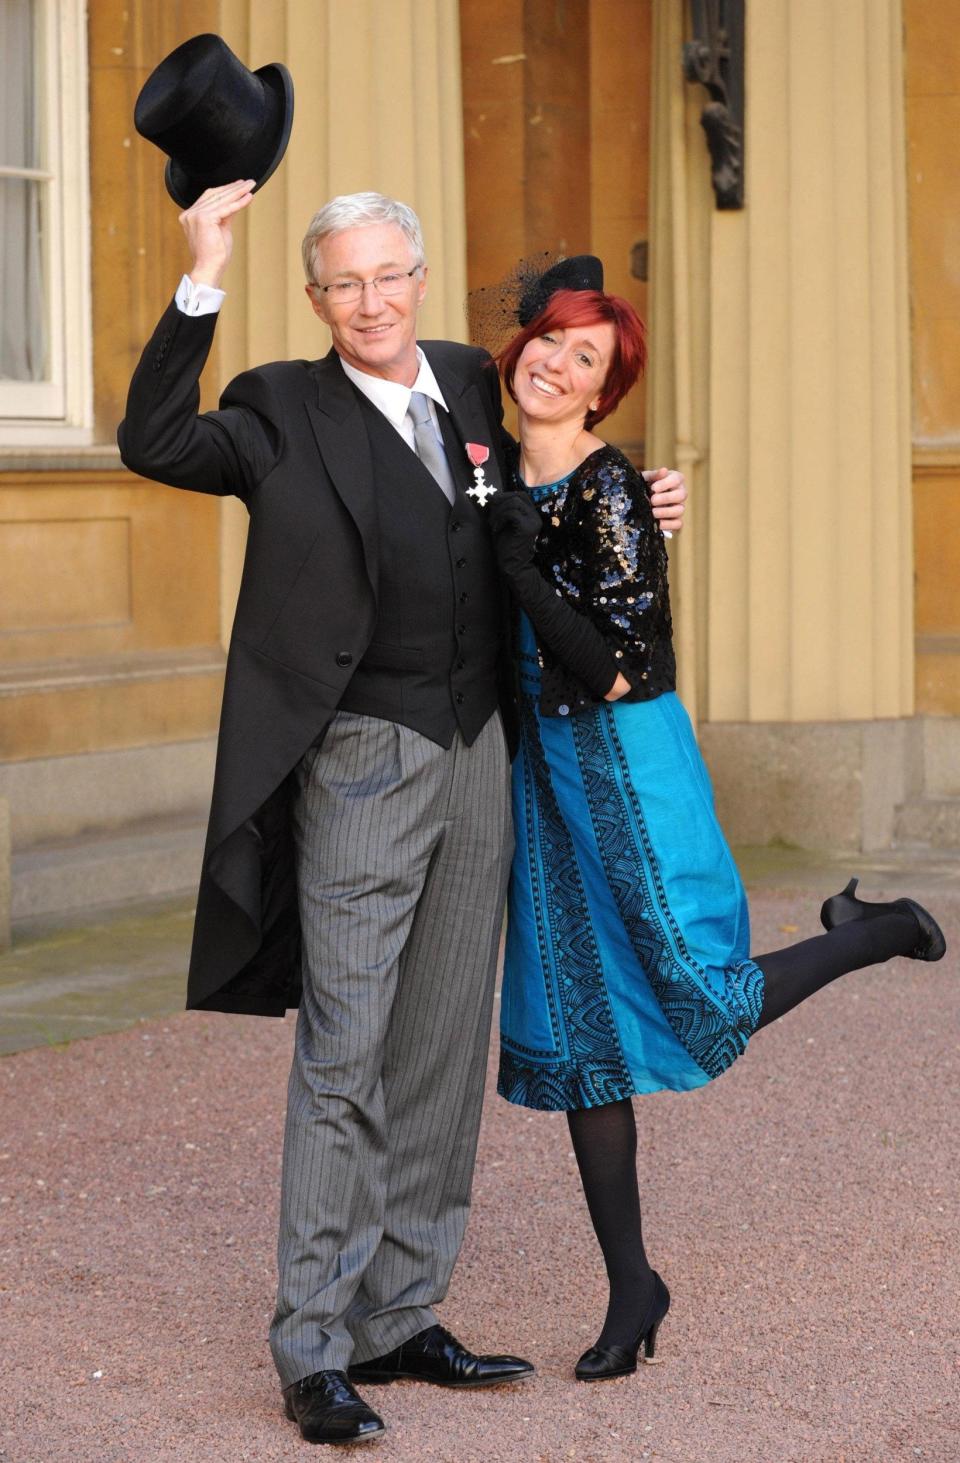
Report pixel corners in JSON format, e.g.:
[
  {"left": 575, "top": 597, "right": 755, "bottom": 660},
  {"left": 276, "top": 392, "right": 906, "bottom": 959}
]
[{"left": 269, "top": 710, "right": 513, "bottom": 1385}]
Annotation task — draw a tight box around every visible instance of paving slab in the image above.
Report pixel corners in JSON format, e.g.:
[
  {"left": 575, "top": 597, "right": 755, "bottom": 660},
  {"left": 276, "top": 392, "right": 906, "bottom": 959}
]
[
  {"left": 1, "top": 864, "right": 958, "bottom": 1461},
  {"left": 0, "top": 897, "right": 194, "bottom": 1057}
]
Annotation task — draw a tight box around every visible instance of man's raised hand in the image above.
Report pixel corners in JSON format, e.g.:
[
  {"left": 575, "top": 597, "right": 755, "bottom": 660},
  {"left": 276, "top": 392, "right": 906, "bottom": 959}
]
[{"left": 180, "top": 179, "right": 256, "bottom": 290}]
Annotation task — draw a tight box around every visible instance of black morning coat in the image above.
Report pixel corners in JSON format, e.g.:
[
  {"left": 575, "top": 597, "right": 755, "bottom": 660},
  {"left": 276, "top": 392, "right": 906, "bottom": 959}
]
[{"left": 118, "top": 299, "right": 514, "bottom": 1017}]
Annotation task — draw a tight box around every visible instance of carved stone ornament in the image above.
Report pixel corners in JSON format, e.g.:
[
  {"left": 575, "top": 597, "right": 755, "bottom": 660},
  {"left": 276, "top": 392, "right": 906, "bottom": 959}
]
[{"left": 682, "top": 0, "right": 745, "bottom": 209}]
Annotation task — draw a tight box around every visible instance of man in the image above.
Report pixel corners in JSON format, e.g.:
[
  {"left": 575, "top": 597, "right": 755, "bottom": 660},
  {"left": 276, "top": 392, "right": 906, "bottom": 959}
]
[{"left": 119, "top": 183, "right": 686, "bottom": 1445}]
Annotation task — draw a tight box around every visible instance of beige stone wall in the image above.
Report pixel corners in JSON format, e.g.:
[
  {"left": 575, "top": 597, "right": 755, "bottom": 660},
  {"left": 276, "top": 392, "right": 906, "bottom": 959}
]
[
  {"left": 0, "top": 0, "right": 224, "bottom": 769},
  {"left": 649, "top": 0, "right": 914, "bottom": 727}
]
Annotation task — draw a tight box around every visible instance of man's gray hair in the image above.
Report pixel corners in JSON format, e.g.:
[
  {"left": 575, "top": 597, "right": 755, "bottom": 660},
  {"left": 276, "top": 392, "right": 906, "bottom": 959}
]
[{"left": 301, "top": 192, "right": 426, "bottom": 284}]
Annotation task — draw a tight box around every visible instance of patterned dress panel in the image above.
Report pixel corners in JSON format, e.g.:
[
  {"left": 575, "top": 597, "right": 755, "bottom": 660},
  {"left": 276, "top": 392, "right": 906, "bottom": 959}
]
[
  {"left": 572, "top": 707, "right": 764, "bottom": 1079},
  {"left": 497, "top": 693, "right": 637, "bottom": 1111}
]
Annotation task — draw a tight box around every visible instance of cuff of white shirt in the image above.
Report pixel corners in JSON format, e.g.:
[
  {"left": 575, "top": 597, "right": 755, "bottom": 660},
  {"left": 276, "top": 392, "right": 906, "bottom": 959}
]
[{"left": 175, "top": 274, "right": 226, "bottom": 316}]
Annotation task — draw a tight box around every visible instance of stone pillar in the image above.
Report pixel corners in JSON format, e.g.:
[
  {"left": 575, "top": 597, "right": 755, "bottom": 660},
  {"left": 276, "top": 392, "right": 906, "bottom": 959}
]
[
  {"left": 719, "top": 0, "right": 913, "bottom": 723},
  {"left": 649, "top": 0, "right": 913, "bottom": 727},
  {"left": 647, "top": 0, "right": 713, "bottom": 723}
]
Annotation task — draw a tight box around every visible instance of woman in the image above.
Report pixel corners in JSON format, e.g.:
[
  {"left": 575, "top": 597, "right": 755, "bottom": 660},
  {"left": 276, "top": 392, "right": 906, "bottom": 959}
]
[{"left": 486, "top": 258, "right": 945, "bottom": 1383}]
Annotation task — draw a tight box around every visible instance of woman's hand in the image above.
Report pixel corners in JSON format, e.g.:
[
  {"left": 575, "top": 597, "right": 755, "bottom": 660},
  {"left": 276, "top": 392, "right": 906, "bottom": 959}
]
[
  {"left": 643, "top": 467, "right": 687, "bottom": 535},
  {"left": 180, "top": 179, "right": 256, "bottom": 289},
  {"left": 488, "top": 491, "right": 544, "bottom": 578},
  {"left": 604, "top": 672, "right": 632, "bottom": 702}
]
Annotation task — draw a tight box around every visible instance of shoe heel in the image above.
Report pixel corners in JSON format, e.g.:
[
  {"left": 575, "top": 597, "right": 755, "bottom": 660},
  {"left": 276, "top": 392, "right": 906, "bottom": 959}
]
[
  {"left": 820, "top": 876, "right": 860, "bottom": 932},
  {"left": 283, "top": 1397, "right": 296, "bottom": 1421},
  {"left": 641, "top": 1318, "right": 664, "bottom": 1365}
]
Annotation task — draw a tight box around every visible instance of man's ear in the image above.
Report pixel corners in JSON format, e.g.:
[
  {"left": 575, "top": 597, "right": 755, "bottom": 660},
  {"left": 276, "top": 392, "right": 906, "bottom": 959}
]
[
  {"left": 306, "top": 282, "right": 327, "bottom": 322},
  {"left": 417, "top": 265, "right": 429, "bottom": 305}
]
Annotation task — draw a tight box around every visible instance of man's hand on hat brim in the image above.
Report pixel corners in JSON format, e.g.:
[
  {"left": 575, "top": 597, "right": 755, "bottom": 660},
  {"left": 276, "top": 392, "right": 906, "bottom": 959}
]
[{"left": 181, "top": 179, "right": 256, "bottom": 290}]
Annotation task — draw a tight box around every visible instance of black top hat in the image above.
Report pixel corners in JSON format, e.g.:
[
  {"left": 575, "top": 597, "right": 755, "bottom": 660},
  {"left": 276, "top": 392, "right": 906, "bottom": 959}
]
[
  {"left": 134, "top": 33, "right": 294, "bottom": 208},
  {"left": 517, "top": 255, "right": 604, "bottom": 326}
]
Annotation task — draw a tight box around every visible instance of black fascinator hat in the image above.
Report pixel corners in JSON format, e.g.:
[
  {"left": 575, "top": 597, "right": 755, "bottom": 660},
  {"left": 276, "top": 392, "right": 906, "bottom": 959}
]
[
  {"left": 469, "top": 252, "right": 605, "bottom": 353},
  {"left": 134, "top": 33, "right": 295, "bottom": 208},
  {"left": 517, "top": 254, "right": 604, "bottom": 325}
]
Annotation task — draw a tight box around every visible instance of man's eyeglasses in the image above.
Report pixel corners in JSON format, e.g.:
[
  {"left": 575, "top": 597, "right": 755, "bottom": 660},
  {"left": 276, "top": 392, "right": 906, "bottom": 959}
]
[{"left": 312, "top": 267, "right": 422, "bottom": 304}]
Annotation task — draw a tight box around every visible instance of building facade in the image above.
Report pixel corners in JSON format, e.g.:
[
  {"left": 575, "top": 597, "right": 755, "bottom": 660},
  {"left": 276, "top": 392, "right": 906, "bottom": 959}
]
[{"left": 1, "top": 0, "right": 957, "bottom": 944}]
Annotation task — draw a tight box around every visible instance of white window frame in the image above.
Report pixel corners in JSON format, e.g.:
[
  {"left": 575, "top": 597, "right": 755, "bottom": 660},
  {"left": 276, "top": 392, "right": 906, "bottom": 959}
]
[{"left": 0, "top": 0, "right": 92, "bottom": 444}]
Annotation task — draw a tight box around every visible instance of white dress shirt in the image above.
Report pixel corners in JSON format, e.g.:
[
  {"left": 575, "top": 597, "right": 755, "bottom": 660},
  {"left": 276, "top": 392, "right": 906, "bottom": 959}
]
[
  {"left": 174, "top": 274, "right": 449, "bottom": 449},
  {"left": 175, "top": 274, "right": 225, "bottom": 316}
]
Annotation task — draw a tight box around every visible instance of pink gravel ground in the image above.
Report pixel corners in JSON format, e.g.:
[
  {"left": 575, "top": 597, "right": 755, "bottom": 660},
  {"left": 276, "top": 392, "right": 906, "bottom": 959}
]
[{"left": 2, "top": 887, "right": 958, "bottom": 1462}]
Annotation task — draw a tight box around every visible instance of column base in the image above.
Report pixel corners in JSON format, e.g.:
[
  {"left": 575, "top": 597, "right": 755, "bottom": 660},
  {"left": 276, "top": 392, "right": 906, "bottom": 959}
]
[{"left": 699, "top": 716, "right": 960, "bottom": 854}]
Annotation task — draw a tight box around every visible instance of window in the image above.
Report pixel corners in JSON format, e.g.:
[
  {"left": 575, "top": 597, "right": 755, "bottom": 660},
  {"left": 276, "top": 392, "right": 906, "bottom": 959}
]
[{"left": 0, "top": 0, "right": 91, "bottom": 441}]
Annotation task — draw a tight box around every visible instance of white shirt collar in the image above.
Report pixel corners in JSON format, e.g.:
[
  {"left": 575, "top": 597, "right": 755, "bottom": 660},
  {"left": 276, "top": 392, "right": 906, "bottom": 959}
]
[{"left": 338, "top": 347, "right": 448, "bottom": 427}]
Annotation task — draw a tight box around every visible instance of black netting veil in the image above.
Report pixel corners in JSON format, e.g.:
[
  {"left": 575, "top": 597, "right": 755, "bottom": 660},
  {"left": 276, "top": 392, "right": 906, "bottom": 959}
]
[{"left": 467, "top": 252, "right": 604, "bottom": 357}]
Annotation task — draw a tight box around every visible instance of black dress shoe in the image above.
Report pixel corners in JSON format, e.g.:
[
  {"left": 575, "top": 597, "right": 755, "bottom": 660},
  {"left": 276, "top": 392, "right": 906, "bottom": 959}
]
[
  {"left": 820, "top": 876, "right": 946, "bottom": 961},
  {"left": 348, "top": 1324, "right": 534, "bottom": 1388},
  {"left": 575, "top": 1272, "right": 671, "bottom": 1382},
  {"left": 283, "top": 1370, "right": 385, "bottom": 1445}
]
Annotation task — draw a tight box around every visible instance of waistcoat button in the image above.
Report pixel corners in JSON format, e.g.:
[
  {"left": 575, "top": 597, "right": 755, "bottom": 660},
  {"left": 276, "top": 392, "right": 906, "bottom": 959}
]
[
  {"left": 335, "top": 651, "right": 353, "bottom": 667},
  {"left": 558, "top": 704, "right": 570, "bottom": 716}
]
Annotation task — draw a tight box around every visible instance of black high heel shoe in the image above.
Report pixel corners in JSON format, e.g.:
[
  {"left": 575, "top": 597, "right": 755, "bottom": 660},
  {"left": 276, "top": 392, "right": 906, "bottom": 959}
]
[
  {"left": 820, "top": 877, "right": 946, "bottom": 961},
  {"left": 574, "top": 1272, "right": 671, "bottom": 1382}
]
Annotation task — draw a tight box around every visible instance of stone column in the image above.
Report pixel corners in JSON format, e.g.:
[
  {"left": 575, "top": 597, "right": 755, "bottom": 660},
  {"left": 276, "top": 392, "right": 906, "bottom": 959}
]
[
  {"left": 650, "top": 0, "right": 913, "bottom": 727},
  {"left": 647, "top": 0, "right": 713, "bottom": 723},
  {"left": 715, "top": 0, "right": 912, "bottom": 723}
]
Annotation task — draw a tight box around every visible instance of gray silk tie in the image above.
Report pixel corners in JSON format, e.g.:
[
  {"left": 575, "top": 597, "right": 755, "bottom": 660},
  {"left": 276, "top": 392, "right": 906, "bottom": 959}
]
[{"left": 406, "top": 391, "right": 457, "bottom": 505}]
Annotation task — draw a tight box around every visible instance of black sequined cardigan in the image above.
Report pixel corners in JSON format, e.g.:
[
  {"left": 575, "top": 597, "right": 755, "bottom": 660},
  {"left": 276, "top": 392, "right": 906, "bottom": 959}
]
[{"left": 516, "top": 443, "right": 677, "bottom": 717}]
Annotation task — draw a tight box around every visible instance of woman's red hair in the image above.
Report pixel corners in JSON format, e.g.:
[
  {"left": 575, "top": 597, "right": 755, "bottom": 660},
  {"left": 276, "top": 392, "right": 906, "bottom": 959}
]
[{"left": 497, "top": 288, "right": 647, "bottom": 429}]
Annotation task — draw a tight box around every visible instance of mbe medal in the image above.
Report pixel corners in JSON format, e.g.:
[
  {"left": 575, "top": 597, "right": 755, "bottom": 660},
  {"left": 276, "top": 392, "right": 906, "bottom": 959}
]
[{"left": 465, "top": 442, "right": 495, "bottom": 506}]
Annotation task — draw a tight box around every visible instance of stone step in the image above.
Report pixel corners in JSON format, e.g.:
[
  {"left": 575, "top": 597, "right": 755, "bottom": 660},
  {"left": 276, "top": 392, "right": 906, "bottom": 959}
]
[
  {"left": 894, "top": 796, "right": 960, "bottom": 850},
  {"left": 12, "top": 815, "right": 205, "bottom": 923}
]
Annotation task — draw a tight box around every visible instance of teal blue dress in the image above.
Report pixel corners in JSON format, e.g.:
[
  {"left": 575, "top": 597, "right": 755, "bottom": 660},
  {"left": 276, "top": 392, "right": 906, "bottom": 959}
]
[{"left": 498, "top": 474, "right": 764, "bottom": 1112}]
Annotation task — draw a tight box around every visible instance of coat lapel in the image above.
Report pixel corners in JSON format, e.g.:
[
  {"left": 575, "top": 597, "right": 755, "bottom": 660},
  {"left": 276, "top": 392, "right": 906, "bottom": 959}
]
[{"left": 304, "top": 351, "right": 379, "bottom": 597}]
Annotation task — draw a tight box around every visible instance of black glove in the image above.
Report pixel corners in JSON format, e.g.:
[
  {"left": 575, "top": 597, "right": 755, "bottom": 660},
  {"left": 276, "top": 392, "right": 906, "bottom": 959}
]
[
  {"left": 488, "top": 490, "right": 544, "bottom": 578},
  {"left": 488, "top": 492, "right": 619, "bottom": 699}
]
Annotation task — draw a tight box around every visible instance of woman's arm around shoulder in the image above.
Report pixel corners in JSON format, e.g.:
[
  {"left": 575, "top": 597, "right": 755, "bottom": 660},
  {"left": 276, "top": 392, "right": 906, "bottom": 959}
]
[{"left": 561, "top": 446, "right": 673, "bottom": 686}]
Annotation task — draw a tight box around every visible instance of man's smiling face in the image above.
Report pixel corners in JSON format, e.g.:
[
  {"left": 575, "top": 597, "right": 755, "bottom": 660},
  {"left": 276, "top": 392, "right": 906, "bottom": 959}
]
[{"left": 306, "top": 222, "right": 428, "bottom": 384}]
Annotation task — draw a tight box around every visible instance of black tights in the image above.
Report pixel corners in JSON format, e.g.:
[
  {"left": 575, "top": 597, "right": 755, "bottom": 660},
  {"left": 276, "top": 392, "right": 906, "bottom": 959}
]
[
  {"left": 567, "top": 1098, "right": 654, "bottom": 1350},
  {"left": 567, "top": 908, "right": 919, "bottom": 1349},
  {"left": 753, "top": 909, "right": 917, "bottom": 1027}
]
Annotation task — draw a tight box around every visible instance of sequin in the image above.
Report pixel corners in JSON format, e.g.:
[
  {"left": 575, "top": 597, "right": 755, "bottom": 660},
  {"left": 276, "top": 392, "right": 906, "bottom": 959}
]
[{"left": 514, "top": 444, "right": 676, "bottom": 713}]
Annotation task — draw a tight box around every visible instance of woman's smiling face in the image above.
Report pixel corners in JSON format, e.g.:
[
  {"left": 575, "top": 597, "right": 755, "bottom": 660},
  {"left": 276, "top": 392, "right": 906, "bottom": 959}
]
[{"left": 512, "top": 322, "right": 616, "bottom": 427}]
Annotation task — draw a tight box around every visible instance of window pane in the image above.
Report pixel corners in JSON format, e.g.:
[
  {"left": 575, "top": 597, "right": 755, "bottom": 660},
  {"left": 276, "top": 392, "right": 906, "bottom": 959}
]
[
  {"left": 0, "top": 0, "right": 46, "bottom": 383},
  {"left": 0, "top": 0, "right": 38, "bottom": 168},
  {"left": 0, "top": 178, "right": 46, "bottom": 381}
]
